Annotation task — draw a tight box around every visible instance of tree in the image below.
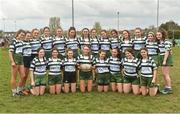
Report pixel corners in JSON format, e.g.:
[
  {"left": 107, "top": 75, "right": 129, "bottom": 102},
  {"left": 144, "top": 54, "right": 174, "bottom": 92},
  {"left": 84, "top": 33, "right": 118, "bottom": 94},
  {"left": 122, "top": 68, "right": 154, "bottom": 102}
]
[
  {"left": 93, "top": 22, "right": 102, "bottom": 35},
  {"left": 49, "top": 17, "right": 61, "bottom": 35}
]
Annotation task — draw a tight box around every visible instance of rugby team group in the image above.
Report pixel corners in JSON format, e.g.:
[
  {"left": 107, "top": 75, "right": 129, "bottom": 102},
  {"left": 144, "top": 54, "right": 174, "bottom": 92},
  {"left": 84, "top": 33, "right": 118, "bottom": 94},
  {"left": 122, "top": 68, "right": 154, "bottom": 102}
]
[{"left": 9, "top": 26, "right": 173, "bottom": 97}]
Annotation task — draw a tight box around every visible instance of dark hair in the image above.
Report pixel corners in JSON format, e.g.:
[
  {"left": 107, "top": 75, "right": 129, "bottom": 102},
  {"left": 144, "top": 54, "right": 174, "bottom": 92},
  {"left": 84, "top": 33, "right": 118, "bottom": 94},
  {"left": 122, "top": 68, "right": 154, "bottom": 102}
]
[
  {"left": 37, "top": 47, "right": 45, "bottom": 53},
  {"left": 124, "top": 48, "right": 134, "bottom": 56},
  {"left": 157, "top": 29, "right": 167, "bottom": 41},
  {"left": 140, "top": 47, "right": 149, "bottom": 59},
  {"left": 82, "top": 28, "right": 90, "bottom": 38},
  {"left": 111, "top": 29, "right": 118, "bottom": 35},
  {"left": 15, "top": 29, "right": 26, "bottom": 38},
  {"left": 68, "top": 27, "right": 76, "bottom": 38},
  {"left": 122, "top": 30, "right": 130, "bottom": 40},
  {"left": 43, "top": 26, "right": 50, "bottom": 32},
  {"left": 65, "top": 48, "right": 73, "bottom": 58},
  {"left": 98, "top": 49, "right": 107, "bottom": 60},
  {"left": 51, "top": 47, "right": 59, "bottom": 55},
  {"left": 25, "top": 31, "right": 31, "bottom": 35},
  {"left": 111, "top": 47, "right": 121, "bottom": 58}
]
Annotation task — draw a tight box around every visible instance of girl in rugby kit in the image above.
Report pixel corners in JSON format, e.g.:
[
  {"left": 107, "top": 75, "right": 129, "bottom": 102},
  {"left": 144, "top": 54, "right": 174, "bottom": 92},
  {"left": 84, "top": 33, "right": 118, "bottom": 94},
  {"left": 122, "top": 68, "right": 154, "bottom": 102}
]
[
  {"left": 53, "top": 28, "right": 66, "bottom": 59},
  {"left": 132, "top": 28, "right": 146, "bottom": 58},
  {"left": 9, "top": 29, "right": 26, "bottom": 96},
  {"left": 79, "top": 28, "right": 91, "bottom": 51},
  {"left": 47, "top": 48, "right": 63, "bottom": 94},
  {"left": 109, "top": 48, "right": 123, "bottom": 92},
  {"left": 145, "top": 32, "right": 159, "bottom": 65},
  {"left": 30, "top": 47, "right": 47, "bottom": 96},
  {"left": 139, "top": 48, "right": 158, "bottom": 96},
  {"left": 30, "top": 28, "right": 41, "bottom": 60},
  {"left": 110, "top": 29, "right": 120, "bottom": 49},
  {"left": 77, "top": 45, "right": 94, "bottom": 92},
  {"left": 93, "top": 49, "right": 110, "bottom": 92},
  {"left": 66, "top": 27, "right": 79, "bottom": 58},
  {"left": 41, "top": 27, "right": 53, "bottom": 59},
  {"left": 63, "top": 48, "right": 77, "bottom": 93},
  {"left": 122, "top": 48, "right": 140, "bottom": 95},
  {"left": 90, "top": 28, "right": 99, "bottom": 57},
  {"left": 22, "top": 31, "right": 32, "bottom": 91},
  {"left": 120, "top": 30, "right": 133, "bottom": 57},
  {"left": 156, "top": 30, "right": 173, "bottom": 94},
  {"left": 99, "top": 30, "right": 111, "bottom": 57}
]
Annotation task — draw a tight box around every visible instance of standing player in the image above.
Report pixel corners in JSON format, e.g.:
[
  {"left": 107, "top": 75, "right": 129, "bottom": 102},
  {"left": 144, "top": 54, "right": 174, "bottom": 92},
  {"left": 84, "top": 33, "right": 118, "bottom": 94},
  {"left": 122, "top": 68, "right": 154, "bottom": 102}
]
[
  {"left": 132, "top": 28, "right": 146, "bottom": 58},
  {"left": 9, "top": 29, "right": 26, "bottom": 96},
  {"left": 90, "top": 28, "right": 99, "bottom": 57},
  {"left": 66, "top": 27, "right": 79, "bottom": 58},
  {"left": 99, "top": 30, "right": 111, "bottom": 57},
  {"left": 41, "top": 27, "right": 53, "bottom": 59},
  {"left": 145, "top": 32, "right": 159, "bottom": 65},
  {"left": 156, "top": 30, "right": 173, "bottom": 94},
  {"left": 53, "top": 28, "right": 66, "bottom": 59}
]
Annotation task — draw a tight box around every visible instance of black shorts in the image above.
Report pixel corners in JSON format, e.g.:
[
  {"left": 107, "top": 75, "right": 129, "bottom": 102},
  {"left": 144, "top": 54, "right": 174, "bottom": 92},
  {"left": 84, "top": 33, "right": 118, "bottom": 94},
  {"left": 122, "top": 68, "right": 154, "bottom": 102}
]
[
  {"left": 23, "top": 56, "right": 33, "bottom": 68},
  {"left": 63, "top": 72, "right": 76, "bottom": 83},
  {"left": 31, "top": 54, "right": 37, "bottom": 61}
]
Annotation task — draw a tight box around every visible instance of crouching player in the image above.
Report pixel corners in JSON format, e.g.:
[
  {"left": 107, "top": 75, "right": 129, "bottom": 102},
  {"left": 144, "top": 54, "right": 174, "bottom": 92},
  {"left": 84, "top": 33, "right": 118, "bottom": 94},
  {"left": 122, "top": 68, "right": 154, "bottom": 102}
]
[
  {"left": 93, "top": 49, "right": 110, "bottom": 92},
  {"left": 77, "top": 45, "right": 94, "bottom": 93},
  {"left": 30, "top": 47, "right": 47, "bottom": 96},
  {"left": 139, "top": 48, "right": 158, "bottom": 96},
  {"left": 47, "top": 48, "right": 63, "bottom": 94}
]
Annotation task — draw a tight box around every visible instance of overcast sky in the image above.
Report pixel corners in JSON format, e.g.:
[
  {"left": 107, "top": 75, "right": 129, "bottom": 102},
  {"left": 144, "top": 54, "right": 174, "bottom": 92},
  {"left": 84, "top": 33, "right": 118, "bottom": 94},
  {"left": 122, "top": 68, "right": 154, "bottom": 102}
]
[{"left": 0, "top": 0, "right": 180, "bottom": 31}]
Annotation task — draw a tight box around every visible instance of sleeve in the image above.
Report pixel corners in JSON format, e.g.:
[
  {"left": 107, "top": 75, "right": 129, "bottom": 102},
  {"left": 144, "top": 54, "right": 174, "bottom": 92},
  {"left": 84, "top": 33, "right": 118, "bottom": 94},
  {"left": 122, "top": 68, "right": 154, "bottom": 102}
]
[
  {"left": 151, "top": 59, "right": 157, "bottom": 70},
  {"left": 30, "top": 59, "right": 35, "bottom": 70},
  {"left": 165, "top": 40, "right": 172, "bottom": 51},
  {"left": 9, "top": 40, "right": 15, "bottom": 52}
]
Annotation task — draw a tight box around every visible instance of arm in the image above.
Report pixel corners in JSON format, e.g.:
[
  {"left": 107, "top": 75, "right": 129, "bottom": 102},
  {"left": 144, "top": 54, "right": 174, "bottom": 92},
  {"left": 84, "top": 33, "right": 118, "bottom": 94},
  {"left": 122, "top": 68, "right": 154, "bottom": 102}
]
[
  {"left": 9, "top": 51, "right": 15, "bottom": 67},
  {"left": 29, "top": 70, "right": 35, "bottom": 86},
  {"left": 152, "top": 69, "right": 157, "bottom": 84},
  {"left": 163, "top": 51, "right": 169, "bottom": 65}
]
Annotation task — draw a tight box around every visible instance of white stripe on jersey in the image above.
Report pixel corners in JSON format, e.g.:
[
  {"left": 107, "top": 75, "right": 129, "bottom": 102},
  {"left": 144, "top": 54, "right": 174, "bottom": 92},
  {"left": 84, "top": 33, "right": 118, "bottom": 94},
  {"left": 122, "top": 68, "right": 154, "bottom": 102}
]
[
  {"left": 41, "top": 36, "right": 53, "bottom": 51},
  {"left": 122, "top": 57, "right": 140, "bottom": 77},
  {"left": 9, "top": 38, "right": 24, "bottom": 54},
  {"left": 93, "top": 58, "right": 109, "bottom": 73},
  {"left": 145, "top": 40, "right": 158, "bottom": 56},
  {"left": 23, "top": 41, "right": 32, "bottom": 56},
  {"left": 109, "top": 56, "right": 121, "bottom": 74},
  {"left": 66, "top": 38, "right": 79, "bottom": 50},
  {"left": 99, "top": 38, "right": 111, "bottom": 51},
  {"left": 133, "top": 37, "right": 146, "bottom": 51},
  {"left": 90, "top": 37, "right": 99, "bottom": 53},
  {"left": 48, "top": 58, "right": 62, "bottom": 75},
  {"left": 139, "top": 57, "right": 157, "bottom": 77},
  {"left": 63, "top": 58, "right": 77, "bottom": 72},
  {"left": 53, "top": 37, "right": 66, "bottom": 55},
  {"left": 30, "top": 39, "right": 41, "bottom": 54}
]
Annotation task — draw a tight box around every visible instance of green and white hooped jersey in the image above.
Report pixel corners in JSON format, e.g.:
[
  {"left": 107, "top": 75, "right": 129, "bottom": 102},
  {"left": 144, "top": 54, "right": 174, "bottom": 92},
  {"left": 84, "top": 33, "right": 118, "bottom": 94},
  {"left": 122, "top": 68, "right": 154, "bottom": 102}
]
[
  {"left": 145, "top": 40, "right": 159, "bottom": 56},
  {"left": 66, "top": 38, "right": 79, "bottom": 50},
  {"left": 30, "top": 57, "right": 47, "bottom": 75},
  {"left": 90, "top": 37, "right": 99, "bottom": 54},
  {"left": 133, "top": 37, "right": 146, "bottom": 51},
  {"left": 99, "top": 38, "right": 111, "bottom": 51},
  {"left": 40, "top": 36, "right": 53, "bottom": 51},
  {"left": 9, "top": 38, "right": 24, "bottom": 54},
  {"left": 139, "top": 57, "right": 157, "bottom": 77},
  {"left": 63, "top": 58, "right": 77, "bottom": 72},
  {"left": 120, "top": 39, "right": 133, "bottom": 53},
  {"left": 30, "top": 39, "right": 41, "bottom": 54},
  {"left": 110, "top": 37, "right": 120, "bottom": 49},
  {"left": 122, "top": 57, "right": 140, "bottom": 77},
  {"left": 109, "top": 56, "right": 121, "bottom": 74},
  {"left": 23, "top": 41, "right": 32, "bottom": 57},
  {"left": 158, "top": 40, "right": 172, "bottom": 55},
  {"left": 53, "top": 36, "right": 66, "bottom": 56},
  {"left": 47, "top": 58, "right": 62, "bottom": 75},
  {"left": 93, "top": 58, "right": 109, "bottom": 74},
  {"left": 78, "top": 37, "right": 91, "bottom": 50},
  {"left": 77, "top": 54, "right": 94, "bottom": 64}
]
